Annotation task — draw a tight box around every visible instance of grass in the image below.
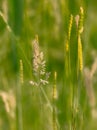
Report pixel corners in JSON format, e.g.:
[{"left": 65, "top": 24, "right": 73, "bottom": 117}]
[{"left": 0, "top": 1, "right": 97, "bottom": 130}]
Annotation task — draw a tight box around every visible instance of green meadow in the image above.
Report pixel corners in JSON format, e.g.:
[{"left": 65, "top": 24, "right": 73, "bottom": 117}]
[{"left": 0, "top": 0, "right": 97, "bottom": 130}]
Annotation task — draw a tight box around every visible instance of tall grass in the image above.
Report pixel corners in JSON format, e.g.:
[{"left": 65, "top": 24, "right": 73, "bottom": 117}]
[{"left": 0, "top": 1, "right": 97, "bottom": 130}]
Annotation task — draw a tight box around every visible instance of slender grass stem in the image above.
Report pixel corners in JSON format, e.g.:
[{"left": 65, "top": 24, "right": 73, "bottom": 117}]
[
  {"left": 39, "top": 86, "right": 60, "bottom": 130},
  {"left": 16, "top": 82, "right": 23, "bottom": 130},
  {"left": 40, "top": 86, "right": 52, "bottom": 111}
]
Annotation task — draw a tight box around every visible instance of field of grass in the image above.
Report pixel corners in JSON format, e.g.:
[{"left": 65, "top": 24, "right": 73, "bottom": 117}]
[{"left": 0, "top": 0, "right": 97, "bottom": 130}]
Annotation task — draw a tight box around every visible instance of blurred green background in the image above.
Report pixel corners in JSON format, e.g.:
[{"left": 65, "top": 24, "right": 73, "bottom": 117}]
[{"left": 0, "top": 0, "right": 97, "bottom": 130}]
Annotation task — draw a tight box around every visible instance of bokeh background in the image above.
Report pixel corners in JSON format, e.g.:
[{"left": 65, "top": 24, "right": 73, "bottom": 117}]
[{"left": 0, "top": 0, "right": 97, "bottom": 130}]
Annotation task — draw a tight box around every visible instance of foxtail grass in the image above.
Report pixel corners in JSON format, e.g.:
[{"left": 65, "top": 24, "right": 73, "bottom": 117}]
[
  {"left": 64, "top": 7, "right": 85, "bottom": 130},
  {"left": 16, "top": 60, "right": 24, "bottom": 130},
  {"left": 52, "top": 72, "right": 58, "bottom": 130}
]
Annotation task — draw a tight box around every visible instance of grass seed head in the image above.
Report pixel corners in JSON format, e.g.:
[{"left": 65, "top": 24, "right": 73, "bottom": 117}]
[
  {"left": 20, "top": 59, "right": 23, "bottom": 84},
  {"left": 78, "top": 7, "right": 84, "bottom": 34},
  {"left": 68, "top": 14, "right": 73, "bottom": 41},
  {"left": 78, "top": 35, "right": 83, "bottom": 72}
]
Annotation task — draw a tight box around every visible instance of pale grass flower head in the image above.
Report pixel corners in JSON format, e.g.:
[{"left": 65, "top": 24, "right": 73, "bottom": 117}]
[
  {"left": 0, "top": 90, "right": 16, "bottom": 118},
  {"left": 75, "top": 15, "right": 79, "bottom": 28},
  {"left": 30, "top": 35, "right": 50, "bottom": 86}
]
